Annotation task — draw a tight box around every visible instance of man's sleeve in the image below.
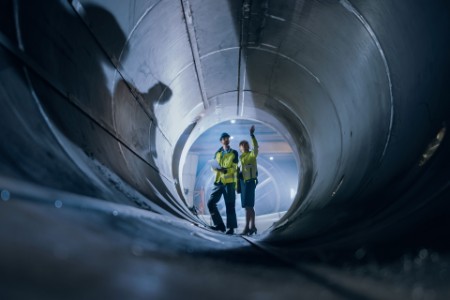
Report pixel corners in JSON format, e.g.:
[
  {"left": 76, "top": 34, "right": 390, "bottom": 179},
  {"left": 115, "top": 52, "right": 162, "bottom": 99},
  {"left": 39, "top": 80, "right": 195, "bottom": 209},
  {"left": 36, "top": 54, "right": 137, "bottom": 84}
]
[
  {"left": 211, "top": 150, "right": 220, "bottom": 172},
  {"left": 226, "top": 150, "right": 239, "bottom": 176}
]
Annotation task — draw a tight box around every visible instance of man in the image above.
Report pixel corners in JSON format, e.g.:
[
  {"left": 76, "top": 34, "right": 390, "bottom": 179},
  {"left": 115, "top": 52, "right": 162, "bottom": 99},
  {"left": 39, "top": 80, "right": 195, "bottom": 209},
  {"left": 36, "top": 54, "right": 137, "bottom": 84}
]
[
  {"left": 207, "top": 132, "right": 238, "bottom": 235},
  {"left": 238, "top": 125, "right": 258, "bottom": 235}
]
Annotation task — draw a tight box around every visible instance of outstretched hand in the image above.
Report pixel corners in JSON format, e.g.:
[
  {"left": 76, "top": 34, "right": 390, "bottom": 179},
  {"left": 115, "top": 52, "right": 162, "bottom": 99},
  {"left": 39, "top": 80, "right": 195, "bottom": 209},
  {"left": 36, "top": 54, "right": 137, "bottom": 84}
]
[{"left": 250, "top": 125, "right": 255, "bottom": 135}]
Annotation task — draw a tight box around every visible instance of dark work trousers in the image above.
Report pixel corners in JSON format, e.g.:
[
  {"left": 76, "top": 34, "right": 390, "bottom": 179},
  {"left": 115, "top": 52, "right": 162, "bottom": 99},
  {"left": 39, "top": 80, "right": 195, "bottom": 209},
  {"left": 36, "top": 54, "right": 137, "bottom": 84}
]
[{"left": 207, "top": 182, "right": 237, "bottom": 229}]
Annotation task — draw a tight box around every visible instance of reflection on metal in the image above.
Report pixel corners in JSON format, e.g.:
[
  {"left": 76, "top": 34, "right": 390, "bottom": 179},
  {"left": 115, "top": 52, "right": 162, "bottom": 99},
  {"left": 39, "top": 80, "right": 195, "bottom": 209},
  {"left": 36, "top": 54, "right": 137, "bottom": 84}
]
[
  {"left": 339, "top": 0, "right": 394, "bottom": 161},
  {"left": 419, "top": 125, "right": 446, "bottom": 167},
  {"left": 331, "top": 176, "right": 344, "bottom": 197}
]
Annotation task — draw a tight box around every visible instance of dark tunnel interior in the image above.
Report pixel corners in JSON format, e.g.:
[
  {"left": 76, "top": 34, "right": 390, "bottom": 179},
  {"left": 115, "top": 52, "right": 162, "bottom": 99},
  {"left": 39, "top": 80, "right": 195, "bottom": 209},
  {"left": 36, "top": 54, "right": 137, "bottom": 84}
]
[{"left": 1, "top": 0, "right": 450, "bottom": 299}]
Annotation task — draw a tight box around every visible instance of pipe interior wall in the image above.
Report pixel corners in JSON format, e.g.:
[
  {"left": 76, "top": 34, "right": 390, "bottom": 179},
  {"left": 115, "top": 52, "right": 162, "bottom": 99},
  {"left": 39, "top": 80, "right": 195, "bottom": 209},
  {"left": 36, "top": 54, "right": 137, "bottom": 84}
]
[{"left": 1, "top": 0, "right": 450, "bottom": 263}]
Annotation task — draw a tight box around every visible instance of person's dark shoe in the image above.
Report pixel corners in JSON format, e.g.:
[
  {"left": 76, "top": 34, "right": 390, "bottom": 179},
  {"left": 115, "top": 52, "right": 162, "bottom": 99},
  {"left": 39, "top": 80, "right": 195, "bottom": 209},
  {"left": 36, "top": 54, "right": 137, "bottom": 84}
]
[
  {"left": 240, "top": 228, "right": 250, "bottom": 235},
  {"left": 210, "top": 224, "right": 226, "bottom": 232},
  {"left": 225, "top": 228, "right": 234, "bottom": 235},
  {"left": 248, "top": 227, "right": 257, "bottom": 235}
]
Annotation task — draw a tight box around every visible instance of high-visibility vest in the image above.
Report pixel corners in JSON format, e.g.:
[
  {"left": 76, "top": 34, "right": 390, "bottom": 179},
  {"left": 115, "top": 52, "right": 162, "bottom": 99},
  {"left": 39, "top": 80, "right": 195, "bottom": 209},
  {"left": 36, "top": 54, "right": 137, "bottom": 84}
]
[
  {"left": 213, "top": 147, "right": 238, "bottom": 184},
  {"left": 240, "top": 135, "right": 259, "bottom": 181}
]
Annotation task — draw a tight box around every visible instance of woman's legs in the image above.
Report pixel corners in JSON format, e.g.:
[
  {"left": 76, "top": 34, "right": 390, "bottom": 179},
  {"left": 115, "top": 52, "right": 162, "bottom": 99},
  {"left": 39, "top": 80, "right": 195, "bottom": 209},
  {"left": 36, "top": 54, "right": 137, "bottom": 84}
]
[
  {"left": 240, "top": 208, "right": 250, "bottom": 234},
  {"left": 248, "top": 207, "right": 257, "bottom": 234},
  {"left": 249, "top": 207, "right": 255, "bottom": 229},
  {"left": 241, "top": 179, "right": 257, "bottom": 234},
  {"left": 245, "top": 208, "right": 251, "bottom": 229},
  {"left": 241, "top": 207, "right": 256, "bottom": 235}
]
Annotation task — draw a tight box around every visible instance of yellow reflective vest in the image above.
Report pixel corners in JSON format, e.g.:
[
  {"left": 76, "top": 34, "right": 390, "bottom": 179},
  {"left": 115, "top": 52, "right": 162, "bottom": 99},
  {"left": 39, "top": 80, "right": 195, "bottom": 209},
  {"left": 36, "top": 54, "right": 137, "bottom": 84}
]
[
  {"left": 240, "top": 135, "right": 259, "bottom": 181},
  {"left": 213, "top": 147, "right": 239, "bottom": 184}
]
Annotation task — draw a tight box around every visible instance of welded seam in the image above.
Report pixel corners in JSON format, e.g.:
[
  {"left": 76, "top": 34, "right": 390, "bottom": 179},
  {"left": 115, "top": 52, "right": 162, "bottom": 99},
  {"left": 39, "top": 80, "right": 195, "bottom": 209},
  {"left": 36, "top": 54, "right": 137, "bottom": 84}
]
[
  {"left": 204, "top": 90, "right": 249, "bottom": 106},
  {"left": 276, "top": 90, "right": 343, "bottom": 211},
  {"left": 237, "top": 0, "right": 251, "bottom": 116},
  {"left": 170, "top": 41, "right": 326, "bottom": 108},
  {"left": 273, "top": 96, "right": 314, "bottom": 213},
  {"left": 144, "top": 177, "right": 202, "bottom": 222},
  {"left": 339, "top": 0, "right": 394, "bottom": 161},
  {"left": 0, "top": 32, "right": 68, "bottom": 102},
  {"left": 251, "top": 46, "right": 321, "bottom": 83},
  {"left": 180, "top": 0, "right": 209, "bottom": 110},
  {"left": 200, "top": 46, "right": 240, "bottom": 59},
  {"left": 266, "top": 0, "right": 305, "bottom": 96},
  {"left": 114, "top": 0, "right": 177, "bottom": 147},
  {"left": 118, "top": 0, "right": 163, "bottom": 65},
  {"left": 162, "top": 49, "right": 244, "bottom": 96},
  {"left": 23, "top": 72, "right": 111, "bottom": 192}
]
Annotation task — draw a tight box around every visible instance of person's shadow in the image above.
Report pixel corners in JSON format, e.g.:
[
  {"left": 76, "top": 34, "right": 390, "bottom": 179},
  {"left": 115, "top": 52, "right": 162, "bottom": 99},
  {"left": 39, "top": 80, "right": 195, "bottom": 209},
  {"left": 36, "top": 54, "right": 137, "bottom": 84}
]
[
  {"left": 80, "top": 3, "right": 182, "bottom": 215},
  {"left": 83, "top": 2, "right": 193, "bottom": 218},
  {"left": 16, "top": 1, "right": 181, "bottom": 214},
  {"left": 141, "top": 81, "right": 173, "bottom": 160},
  {"left": 112, "top": 77, "right": 182, "bottom": 215}
]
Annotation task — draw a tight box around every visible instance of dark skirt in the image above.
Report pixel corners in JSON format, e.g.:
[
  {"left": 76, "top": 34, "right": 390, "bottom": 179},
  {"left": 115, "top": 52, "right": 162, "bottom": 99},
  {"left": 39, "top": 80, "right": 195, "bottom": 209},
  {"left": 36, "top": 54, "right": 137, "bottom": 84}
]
[{"left": 240, "top": 179, "right": 256, "bottom": 208}]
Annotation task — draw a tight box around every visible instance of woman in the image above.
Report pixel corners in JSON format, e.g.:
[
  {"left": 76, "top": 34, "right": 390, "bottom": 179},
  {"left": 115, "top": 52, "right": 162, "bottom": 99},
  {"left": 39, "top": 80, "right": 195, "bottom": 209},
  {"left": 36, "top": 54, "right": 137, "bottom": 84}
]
[{"left": 238, "top": 125, "right": 259, "bottom": 235}]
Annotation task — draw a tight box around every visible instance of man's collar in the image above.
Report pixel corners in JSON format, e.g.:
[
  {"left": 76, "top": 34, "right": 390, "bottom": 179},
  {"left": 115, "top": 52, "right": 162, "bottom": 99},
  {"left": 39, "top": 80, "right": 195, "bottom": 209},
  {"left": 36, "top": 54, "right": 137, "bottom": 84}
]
[{"left": 222, "top": 147, "right": 232, "bottom": 153}]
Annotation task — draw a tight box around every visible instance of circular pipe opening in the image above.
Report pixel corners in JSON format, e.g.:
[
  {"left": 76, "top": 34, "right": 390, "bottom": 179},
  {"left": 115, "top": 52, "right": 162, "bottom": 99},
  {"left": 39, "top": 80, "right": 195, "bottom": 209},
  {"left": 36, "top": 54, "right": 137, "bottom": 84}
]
[{"left": 179, "top": 119, "right": 300, "bottom": 233}]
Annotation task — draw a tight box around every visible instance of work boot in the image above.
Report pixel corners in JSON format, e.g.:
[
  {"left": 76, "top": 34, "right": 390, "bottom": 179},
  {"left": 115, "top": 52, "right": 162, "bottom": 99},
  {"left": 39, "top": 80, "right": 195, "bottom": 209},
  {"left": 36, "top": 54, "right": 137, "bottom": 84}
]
[
  {"left": 210, "top": 224, "right": 225, "bottom": 232},
  {"left": 225, "top": 228, "right": 234, "bottom": 235}
]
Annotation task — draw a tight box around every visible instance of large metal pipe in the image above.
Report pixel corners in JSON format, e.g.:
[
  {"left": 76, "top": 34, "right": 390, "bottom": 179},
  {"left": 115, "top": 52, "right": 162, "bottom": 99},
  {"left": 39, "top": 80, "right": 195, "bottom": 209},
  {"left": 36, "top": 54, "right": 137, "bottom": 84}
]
[{"left": 1, "top": 0, "right": 450, "bottom": 298}]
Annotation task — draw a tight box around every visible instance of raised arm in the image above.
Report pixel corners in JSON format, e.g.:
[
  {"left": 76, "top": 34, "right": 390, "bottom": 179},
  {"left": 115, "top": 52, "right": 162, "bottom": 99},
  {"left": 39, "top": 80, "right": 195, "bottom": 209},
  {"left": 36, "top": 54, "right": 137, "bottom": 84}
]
[{"left": 250, "top": 125, "right": 259, "bottom": 157}]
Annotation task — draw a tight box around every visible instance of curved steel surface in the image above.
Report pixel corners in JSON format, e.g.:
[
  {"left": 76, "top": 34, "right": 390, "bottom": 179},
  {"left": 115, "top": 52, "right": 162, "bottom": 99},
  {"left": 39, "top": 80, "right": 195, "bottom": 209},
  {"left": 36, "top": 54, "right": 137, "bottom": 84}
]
[{"left": 1, "top": 0, "right": 450, "bottom": 298}]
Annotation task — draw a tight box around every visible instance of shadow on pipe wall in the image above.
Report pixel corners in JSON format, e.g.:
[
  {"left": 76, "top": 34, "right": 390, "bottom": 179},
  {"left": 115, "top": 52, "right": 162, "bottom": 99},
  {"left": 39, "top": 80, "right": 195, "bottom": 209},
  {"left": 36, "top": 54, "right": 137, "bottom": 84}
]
[{"left": 0, "top": 0, "right": 190, "bottom": 217}]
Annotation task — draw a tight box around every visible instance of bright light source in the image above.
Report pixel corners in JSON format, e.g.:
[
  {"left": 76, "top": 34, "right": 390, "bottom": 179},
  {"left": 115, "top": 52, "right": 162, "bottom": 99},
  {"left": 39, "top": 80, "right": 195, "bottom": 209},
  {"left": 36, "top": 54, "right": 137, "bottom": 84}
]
[
  {"left": 230, "top": 136, "right": 234, "bottom": 140},
  {"left": 230, "top": 119, "right": 236, "bottom": 124},
  {"left": 269, "top": 156, "right": 274, "bottom": 161}
]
